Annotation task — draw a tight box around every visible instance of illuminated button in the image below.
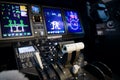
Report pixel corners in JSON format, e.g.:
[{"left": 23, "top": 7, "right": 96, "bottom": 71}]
[
  {"left": 19, "top": 33, "right": 23, "bottom": 36},
  {"left": 15, "top": 33, "right": 19, "bottom": 36},
  {"left": 12, "top": 33, "right": 14, "bottom": 36},
  {"left": 8, "top": 34, "right": 11, "bottom": 36},
  {"left": 51, "top": 59, "right": 53, "bottom": 61},
  {"left": 3, "top": 34, "right": 7, "bottom": 37},
  {"left": 24, "top": 33, "right": 27, "bottom": 35},
  {"left": 35, "top": 31, "right": 38, "bottom": 34},
  {"left": 40, "top": 31, "right": 44, "bottom": 36},
  {"left": 27, "top": 33, "right": 31, "bottom": 35},
  {"left": 60, "top": 56, "right": 63, "bottom": 59}
]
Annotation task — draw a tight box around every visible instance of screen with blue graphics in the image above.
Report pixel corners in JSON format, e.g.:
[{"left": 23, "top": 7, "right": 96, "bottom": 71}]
[
  {"left": 64, "top": 10, "right": 84, "bottom": 34},
  {"left": 0, "top": 3, "right": 32, "bottom": 38},
  {"left": 43, "top": 7, "right": 65, "bottom": 35}
]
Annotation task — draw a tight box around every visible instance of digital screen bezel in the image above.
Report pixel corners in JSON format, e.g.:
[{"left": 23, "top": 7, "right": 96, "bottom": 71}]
[
  {"left": 0, "top": 2, "right": 34, "bottom": 41},
  {"left": 42, "top": 6, "right": 66, "bottom": 36}
]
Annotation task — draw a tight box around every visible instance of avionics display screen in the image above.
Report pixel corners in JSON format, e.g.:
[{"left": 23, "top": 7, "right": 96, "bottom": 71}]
[
  {"left": 43, "top": 7, "right": 65, "bottom": 34},
  {"left": 0, "top": 3, "right": 32, "bottom": 38},
  {"left": 18, "top": 46, "right": 35, "bottom": 54},
  {"left": 64, "top": 10, "right": 84, "bottom": 33},
  {"left": 31, "top": 5, "right": 40, "bottom": 14}
]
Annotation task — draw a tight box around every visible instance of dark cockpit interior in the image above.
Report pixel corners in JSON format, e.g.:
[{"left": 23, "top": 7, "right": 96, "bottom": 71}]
[{"left": 0, "top": 0, "right": 120, "bottom": 80}]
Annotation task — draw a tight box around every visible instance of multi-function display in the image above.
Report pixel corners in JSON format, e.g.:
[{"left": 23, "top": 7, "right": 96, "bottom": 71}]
[
  {"left": 43, "top": 7, "right": 65, "bottom": 35},
  {"left": 64, "top": 10, "right": 83, "bottom": 33},
  {"left": 0, "top": 3, "right": 32, "bottom": 38}
]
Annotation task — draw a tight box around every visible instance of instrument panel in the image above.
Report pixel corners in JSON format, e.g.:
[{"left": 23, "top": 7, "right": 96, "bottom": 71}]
[{"left": 0, "top": 1, "right": 85, "bottom": 41}]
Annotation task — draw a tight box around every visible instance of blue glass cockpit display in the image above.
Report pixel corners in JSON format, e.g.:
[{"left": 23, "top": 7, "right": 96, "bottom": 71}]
[
  {"left": 0, "top": 3, "right": 32, "bottom": 39},
  {"left": 43, "top": 7, "right": 65, "bottom": 35},
  {"left": 64, "top": 10, "right": 83, "bottom": 33},
  {"left": 31, "top": 5, "right": 40, "bottom": 14}
]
